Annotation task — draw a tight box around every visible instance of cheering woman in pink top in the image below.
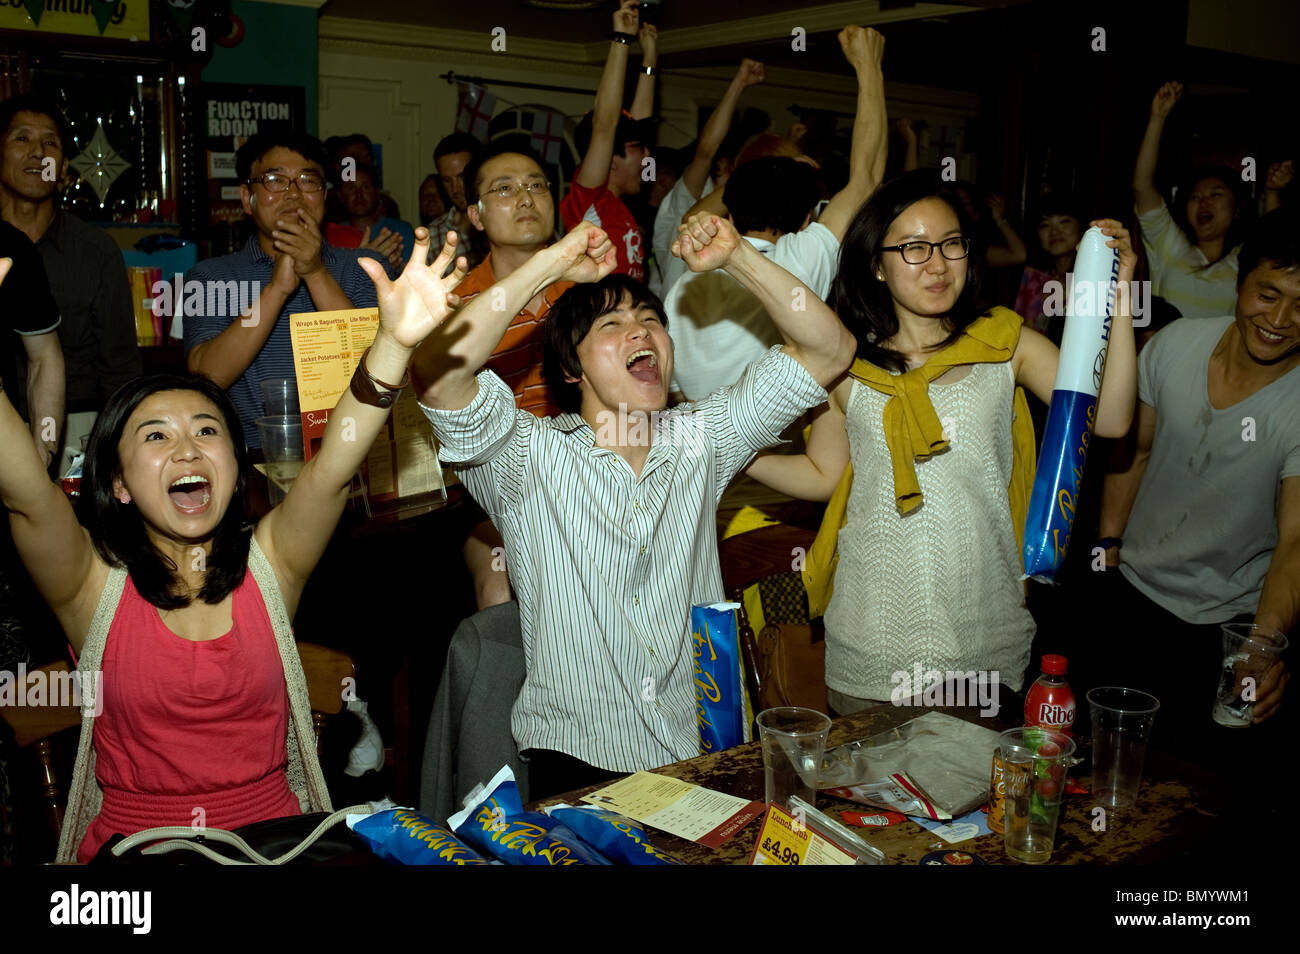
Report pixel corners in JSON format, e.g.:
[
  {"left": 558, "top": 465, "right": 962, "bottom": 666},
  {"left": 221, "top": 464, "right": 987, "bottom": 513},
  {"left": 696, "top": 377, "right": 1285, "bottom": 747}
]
[{"left": 0, "top": 227, "right": 512, "bottom": 861}]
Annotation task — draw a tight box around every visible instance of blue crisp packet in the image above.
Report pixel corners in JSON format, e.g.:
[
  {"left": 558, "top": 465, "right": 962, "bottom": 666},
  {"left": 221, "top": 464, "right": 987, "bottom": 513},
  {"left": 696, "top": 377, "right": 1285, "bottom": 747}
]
[
  {"left": 546, "top": 804, "right": 680, "bottom": 865},
  {"left": 447, "top": 766, "right": 612, "bottom": 866},
  {"left": 350, "top": 809, "right": 491, "bottom": 865},
  {"left": 691, "top": 602, "right": 750, "bottom": 754}
]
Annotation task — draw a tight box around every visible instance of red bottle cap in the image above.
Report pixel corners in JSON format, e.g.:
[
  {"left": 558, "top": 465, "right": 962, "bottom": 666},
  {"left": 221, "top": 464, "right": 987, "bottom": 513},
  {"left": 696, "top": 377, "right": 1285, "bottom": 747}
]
[{"left": 1041, "top": 654, "right": 1068, "bottom": 676}]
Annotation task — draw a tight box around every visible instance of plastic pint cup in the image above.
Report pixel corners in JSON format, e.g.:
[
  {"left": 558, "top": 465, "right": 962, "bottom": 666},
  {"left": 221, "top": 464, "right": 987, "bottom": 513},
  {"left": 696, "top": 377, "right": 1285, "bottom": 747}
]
[
  {"left": 1212, "top": 624, "right": 1288, "bottom": 727},
  {"left": 756, "top": 707, "right": 831, "bottom": 809},
  {"left": 1087, "top": 687, "right": 1160, "bottom": 809},
  {"left": 256, "top": 415, "right": 304, "bottom": 508},
  {"left": 261, "top": 377, "right": 300, "bottom": 417}
]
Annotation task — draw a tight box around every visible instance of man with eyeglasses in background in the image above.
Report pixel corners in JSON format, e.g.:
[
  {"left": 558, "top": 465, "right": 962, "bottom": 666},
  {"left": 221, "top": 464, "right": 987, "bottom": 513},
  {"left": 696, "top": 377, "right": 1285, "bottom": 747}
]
[
  {"left": 184, "top": 131, "right": 383, "bottom": 450},
  {"left": 413, "top": 143, "right": 568, "bottom": 610}
]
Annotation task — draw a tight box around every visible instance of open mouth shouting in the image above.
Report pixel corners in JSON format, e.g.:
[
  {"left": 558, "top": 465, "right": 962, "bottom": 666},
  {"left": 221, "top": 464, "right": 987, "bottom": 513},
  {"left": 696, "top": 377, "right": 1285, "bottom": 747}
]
[
  {"left": 626, "top": 348, "right": 661, "bottom": 385},
  {"left": 167, "top": 473, "right": 212, "bottom": 514}
]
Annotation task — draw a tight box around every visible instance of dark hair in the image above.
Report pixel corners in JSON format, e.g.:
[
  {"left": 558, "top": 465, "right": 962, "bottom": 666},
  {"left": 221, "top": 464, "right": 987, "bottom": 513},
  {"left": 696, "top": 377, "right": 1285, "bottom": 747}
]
[
  {"left": 542, "top": 275, "right": 668, "bottom": 414},
  {"left": 831, "top": 170, "right": 986, "bottom": 373},
  {"left": 434, "top": 132, "right": 485, "bottom": 163},
  {"left": 81, "top": 374, "right": 253, "bottom": 610},
  {"left": 573, "top": 113, "right": 647, "bottom": 161},
  {"left": 235, "top": 130, "right": 328, "bottom": 182},
  {"left": 724, "top": 157, "right": 819, "bottom": 236},
  {"left": 462, "top": 143, "right": 547, "bottom": 205},
  {"left": 329, "top": 132, "right": 372, "bottom": 154},
  {"left": 0, "top": 93, "right": 73, "bottom": 153},
  {"left": 419, "top": 172, "right": 449, "bottom": 226},
  {"left": 1170, "top": 165, "right": 1249, "bottom": 257},
  {"left": 1236, "top": 208, "right": 1300, "bottom": 288},
  {"left": 1027, "top": 193, "right": 1086, "bottom": 270}
]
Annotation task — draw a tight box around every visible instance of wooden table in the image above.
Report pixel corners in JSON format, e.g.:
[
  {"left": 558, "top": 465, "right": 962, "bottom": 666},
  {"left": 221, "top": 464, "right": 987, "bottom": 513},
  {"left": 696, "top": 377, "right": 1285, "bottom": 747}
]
[{"left": 529, "top": 705, "right": 1227, "bottom": 865}]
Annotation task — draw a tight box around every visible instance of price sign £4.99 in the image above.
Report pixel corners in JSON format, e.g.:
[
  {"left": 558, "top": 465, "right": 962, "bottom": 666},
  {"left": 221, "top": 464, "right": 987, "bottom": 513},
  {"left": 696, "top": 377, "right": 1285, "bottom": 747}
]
[{"left": 748, "top": 804, "right": 856, "bottom": 866}]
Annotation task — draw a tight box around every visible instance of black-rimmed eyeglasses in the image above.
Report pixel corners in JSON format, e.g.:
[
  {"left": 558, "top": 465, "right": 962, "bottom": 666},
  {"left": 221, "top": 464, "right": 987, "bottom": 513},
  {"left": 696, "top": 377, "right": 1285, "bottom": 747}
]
[
  {"left": 246, "top": 172, "right": 327, "bottom": 193},
  {"left": 880, "top": 237, "right": 971, "bottom": 265}
]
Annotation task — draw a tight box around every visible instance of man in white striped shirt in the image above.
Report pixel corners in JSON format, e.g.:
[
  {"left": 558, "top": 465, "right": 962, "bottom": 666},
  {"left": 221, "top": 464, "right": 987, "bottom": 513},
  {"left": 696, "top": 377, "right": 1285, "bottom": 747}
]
[{"left": 409, "top": 217, "right": 854, "bottom": 797}]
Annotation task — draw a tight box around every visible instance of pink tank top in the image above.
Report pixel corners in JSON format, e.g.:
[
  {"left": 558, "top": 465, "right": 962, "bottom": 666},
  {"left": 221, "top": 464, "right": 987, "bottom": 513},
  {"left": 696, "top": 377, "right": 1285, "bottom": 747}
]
[{"left": 78, "top": 569, "right": 302, "bottom": 863}]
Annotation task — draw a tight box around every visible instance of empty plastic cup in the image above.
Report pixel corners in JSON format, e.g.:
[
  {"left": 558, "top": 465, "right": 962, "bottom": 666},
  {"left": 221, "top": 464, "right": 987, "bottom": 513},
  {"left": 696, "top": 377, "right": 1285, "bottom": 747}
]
[
  {"left": 1213, "top": 624, "right": 1288, "bottom": 727},
  {"left": 1087, "top": 687, "right": 1160, "bottom": 809},
  {"left": 256, "top": 415, "right": 304, "bottom": 508},
  {"left": 756, "top": 707, "right": 831, "bottom": 809},
  {"left": 261, "top": 378, "right": 300, "bottom": 417}
]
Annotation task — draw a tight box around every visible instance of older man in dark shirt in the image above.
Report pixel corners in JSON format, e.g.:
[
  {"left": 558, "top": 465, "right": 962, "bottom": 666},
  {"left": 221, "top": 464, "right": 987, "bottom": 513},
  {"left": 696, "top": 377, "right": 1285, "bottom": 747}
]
[{"left": 0, "top": 93, "right": 141, "bottom": 470}]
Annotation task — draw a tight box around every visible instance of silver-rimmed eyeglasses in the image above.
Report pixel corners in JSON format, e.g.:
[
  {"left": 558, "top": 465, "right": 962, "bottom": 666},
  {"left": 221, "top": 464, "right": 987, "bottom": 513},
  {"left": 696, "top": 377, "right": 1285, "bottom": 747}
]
[{"left": 484, "top": 179, "right": 551, "bottom": 201}]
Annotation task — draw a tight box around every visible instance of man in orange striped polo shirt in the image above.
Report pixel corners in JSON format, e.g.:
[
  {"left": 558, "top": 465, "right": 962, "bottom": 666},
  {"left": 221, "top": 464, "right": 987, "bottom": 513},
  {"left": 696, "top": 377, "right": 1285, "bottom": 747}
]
[
  {"left": 452, "top": 146, "right": 572, "bottom": 418},
  {"left": 418, "top": 144, "right": 571, "bottom": 607}
]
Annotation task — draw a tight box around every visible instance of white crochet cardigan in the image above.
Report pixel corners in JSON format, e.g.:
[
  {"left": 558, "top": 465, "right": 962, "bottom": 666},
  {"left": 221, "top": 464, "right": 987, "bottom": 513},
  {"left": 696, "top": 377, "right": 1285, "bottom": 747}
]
[{"left": 56, "top": 535, "right": 333, "bottom": 863}]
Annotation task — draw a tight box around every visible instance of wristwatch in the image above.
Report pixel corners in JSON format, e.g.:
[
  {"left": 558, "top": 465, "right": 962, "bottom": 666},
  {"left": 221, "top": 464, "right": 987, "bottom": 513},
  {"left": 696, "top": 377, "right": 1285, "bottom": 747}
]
[
  {"left": 1096, "top": 536, "right": 1123, "bottom": 550},
  {"left": 349, "top": 347, "right": 409, "bottom": 409}
]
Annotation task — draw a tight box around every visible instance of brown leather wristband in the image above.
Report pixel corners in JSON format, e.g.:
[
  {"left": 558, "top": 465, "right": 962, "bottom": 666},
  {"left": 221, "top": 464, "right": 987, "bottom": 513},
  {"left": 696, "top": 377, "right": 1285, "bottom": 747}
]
[{"left": 349, "top": 346, "right": 410, "bottom": 409}]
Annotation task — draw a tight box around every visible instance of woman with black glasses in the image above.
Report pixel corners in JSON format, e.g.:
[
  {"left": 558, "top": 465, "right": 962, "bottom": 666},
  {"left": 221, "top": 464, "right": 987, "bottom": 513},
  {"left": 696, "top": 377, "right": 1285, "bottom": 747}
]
[{"left": 747, "top": 171, "right": 1139, "bottom": 714}]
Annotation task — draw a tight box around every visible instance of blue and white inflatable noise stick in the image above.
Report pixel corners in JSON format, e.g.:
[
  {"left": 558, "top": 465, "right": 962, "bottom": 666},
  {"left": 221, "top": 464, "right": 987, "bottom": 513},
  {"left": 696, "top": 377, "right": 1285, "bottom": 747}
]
[{"left": 1023, "top": 227, "right": 1120, "bottom": 582}]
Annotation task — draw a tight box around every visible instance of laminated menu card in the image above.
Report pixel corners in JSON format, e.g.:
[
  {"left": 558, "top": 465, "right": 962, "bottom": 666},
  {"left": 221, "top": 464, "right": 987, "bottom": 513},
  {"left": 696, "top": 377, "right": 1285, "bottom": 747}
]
[{"left": 288, "top": 308, "right": 444, "bottom": 509}]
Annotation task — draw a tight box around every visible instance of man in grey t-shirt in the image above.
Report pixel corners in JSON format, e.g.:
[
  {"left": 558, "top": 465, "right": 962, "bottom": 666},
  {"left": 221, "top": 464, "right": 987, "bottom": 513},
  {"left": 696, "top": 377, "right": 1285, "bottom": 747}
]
[{"left": 1097, "top": 210, "right": 1299, "bottom": 755}]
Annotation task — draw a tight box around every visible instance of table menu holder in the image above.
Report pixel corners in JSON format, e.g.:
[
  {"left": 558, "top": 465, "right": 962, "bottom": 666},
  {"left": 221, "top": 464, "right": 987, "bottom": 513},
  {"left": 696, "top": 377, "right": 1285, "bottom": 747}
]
[
  {"left": 288, "top": 307, "right": 446, "bottom": 518},
  {"left": 787, "top": 796, "right": 887, "bottom": 865}
]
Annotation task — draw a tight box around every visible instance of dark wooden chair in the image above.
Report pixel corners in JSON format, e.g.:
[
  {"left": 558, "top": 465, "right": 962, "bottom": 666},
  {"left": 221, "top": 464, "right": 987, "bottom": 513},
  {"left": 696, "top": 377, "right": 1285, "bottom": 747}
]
[
  {"left": 718, "top": 523, "right": 823, "bottom": 717},
  {"left": 0, "top": 643, "right": 356, "bottom": 853}
]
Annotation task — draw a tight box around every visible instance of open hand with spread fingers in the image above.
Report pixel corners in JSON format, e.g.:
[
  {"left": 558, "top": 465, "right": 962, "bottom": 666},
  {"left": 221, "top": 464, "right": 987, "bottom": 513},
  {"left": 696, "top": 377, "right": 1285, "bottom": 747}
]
[{"left": 357, "top": 227, "right": 469, "bottom": 350}]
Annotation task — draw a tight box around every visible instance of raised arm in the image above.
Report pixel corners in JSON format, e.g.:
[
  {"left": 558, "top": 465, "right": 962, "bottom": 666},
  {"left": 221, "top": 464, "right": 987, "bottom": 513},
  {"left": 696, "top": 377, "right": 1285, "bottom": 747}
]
[
  {"left": 984, "top": 194, "right": 1027, "bottom": 267},
  {"left": 1264, "top": 160, "right": 1293, "bottom": 215},
  {"left": 628, "top": 22, "right": 657, "bottom": 121},
  {"left": 745, "top": 394, "right": 850, "bottom": 500},
  {"left": 576, "top": 0, "right": 638, "bottom": 190},
  {"left": 817, "top": 26, "right": 887, "bottom": 242},
  {"left": 411, "top": 223, "right": 617, "bottom": 410},
  {"left": 674, "top": 213, "right": 854, "bottom": 385},
  {"left": 255, "top": 229, "right": 468, "bottom": 612},
  {"left": 680, "top": 59, "right": 765, "bottom": 200},
  {"left": 22, "top": 329, "right": 64, "bottom": 469},
  {"left": 1013, "top": 220, "right": 1138, "bottom": 437},
  {"left": 1134, "top": 82, "right": 1181, "bottom": 215},
  {"left": 896, "top": 118, "right": 919, "bottom": 173},
  {"left": 0, "top": 261, "right": 102, "bottom": 643}
]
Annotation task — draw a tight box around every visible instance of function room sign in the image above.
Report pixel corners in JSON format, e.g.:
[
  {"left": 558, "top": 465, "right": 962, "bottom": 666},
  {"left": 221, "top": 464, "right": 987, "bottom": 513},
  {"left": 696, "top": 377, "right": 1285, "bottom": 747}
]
[
  {"left": 1, "top": 1, "right": 151, "bottom": 40},
  {"left": 203, "top": 82, "right": 305, "bottom": 257}
]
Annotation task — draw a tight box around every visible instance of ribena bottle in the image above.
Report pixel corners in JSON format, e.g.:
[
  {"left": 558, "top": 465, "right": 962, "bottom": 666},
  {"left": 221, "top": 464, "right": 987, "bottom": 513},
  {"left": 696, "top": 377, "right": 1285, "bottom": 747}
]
[{"left": 1024, "top": 654, "right": 1075, "bottom": 737}]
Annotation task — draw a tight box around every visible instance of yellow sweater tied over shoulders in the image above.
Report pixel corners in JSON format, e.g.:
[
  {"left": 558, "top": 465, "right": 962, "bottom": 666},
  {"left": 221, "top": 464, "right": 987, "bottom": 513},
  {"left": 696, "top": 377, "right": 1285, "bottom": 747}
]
[{"left": 802, "top": 306, "right": 1037, "bottom": 618}]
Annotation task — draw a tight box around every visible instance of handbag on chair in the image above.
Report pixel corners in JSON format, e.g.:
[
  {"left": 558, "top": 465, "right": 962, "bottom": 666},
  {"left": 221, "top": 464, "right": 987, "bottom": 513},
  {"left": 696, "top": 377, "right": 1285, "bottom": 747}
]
[
  {"left": 755, "top": 622, "right": 827, "bottom": 713},
  {"left": 93, "top": 805, "right": 382, "bottom": 865}
]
